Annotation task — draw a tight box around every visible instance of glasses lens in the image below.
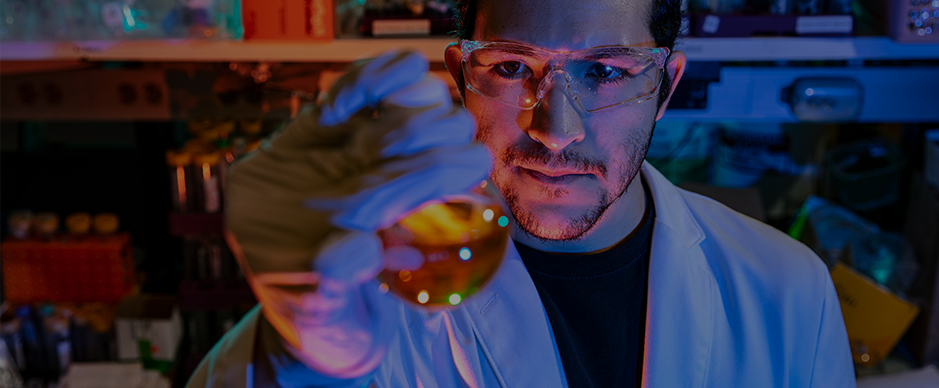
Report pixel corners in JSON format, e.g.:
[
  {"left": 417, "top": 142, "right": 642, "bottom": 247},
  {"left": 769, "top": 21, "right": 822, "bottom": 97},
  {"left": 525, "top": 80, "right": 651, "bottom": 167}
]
[
  {"left": 464, "top": 44, "right": 664, "bottom": 112},
  {"left": 566, "top": 48, "right": 663, "bottom": 111},
  {"left": 463, "top": 46, "right": 540, "bottom": 109}
]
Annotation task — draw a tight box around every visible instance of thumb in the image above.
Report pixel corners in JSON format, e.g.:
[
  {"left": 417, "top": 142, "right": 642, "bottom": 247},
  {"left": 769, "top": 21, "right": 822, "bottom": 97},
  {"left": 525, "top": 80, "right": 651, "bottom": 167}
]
[{"left": 314, "top": 230, "right": 384, "bottom": 285}]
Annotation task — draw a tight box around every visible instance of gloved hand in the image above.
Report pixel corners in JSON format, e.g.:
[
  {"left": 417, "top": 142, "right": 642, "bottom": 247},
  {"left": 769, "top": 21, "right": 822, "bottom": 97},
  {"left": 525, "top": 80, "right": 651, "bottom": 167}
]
[{"left": 224, "top": 50, "right": 491, "bottom": 379}]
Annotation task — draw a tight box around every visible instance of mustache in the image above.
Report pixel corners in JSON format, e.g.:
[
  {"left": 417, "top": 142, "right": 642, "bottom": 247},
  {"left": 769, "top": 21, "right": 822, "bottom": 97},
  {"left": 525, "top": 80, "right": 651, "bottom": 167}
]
[{"left": 501, "top": 141, "right": 607, "bottom": 178}]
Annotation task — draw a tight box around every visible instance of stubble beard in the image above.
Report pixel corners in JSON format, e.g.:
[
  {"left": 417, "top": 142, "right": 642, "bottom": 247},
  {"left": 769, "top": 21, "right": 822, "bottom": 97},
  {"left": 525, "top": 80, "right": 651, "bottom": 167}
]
[{"left": 476, "top": 120, "right": 655, "bottom": 243}]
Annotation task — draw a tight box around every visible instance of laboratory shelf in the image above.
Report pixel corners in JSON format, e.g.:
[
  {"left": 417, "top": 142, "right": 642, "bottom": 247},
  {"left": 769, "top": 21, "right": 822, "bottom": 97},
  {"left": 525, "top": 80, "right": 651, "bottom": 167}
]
[
  {"left": 0, "top": 38, "right": 454, "bottom": 62},
  {"left": 675, "top": 36, "right": 939, "bottom": 61},
  {"left": 1, "top": 36, "right": 938, "bottom": 62},
  {"left": 662, "top": 66, "right": 939, "bottom": 122}
]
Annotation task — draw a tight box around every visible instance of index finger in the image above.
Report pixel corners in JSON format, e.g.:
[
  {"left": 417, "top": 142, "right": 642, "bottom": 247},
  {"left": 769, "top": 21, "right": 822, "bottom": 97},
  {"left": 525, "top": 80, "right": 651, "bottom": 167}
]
[{"left": 319, "top": 50, "right": 430, "bottom": 127}]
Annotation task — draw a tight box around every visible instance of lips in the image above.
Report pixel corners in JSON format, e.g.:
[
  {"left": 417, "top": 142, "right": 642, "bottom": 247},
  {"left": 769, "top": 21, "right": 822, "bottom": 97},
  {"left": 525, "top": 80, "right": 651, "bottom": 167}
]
[{"left": 519, "top": 166, "right": 592, "bottom": 185}]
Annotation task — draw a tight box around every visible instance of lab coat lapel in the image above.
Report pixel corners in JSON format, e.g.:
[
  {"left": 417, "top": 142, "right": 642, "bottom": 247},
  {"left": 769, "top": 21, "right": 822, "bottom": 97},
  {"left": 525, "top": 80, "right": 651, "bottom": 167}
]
[
  {"left": 463, "top": 241, "right": 566, "bottom": 388},
  {"left": 640, "top": 164, "right": 715, "bottom": 388},
  {"left": 205, "top": 305, "right": 260, "bottom": 388}
]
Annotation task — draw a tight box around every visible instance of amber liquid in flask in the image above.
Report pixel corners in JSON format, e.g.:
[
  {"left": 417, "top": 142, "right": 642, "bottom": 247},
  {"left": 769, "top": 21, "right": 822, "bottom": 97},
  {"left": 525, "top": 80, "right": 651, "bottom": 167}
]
[{"left": 378, "top": 182, "right": 509, "bottom": 308}]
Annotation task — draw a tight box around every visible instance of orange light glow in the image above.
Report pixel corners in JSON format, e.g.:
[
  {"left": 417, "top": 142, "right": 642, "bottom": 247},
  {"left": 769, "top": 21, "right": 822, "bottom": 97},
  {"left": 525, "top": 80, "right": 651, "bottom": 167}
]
[
  {"left": 176, "top": 166, "right": 187, "bottom": 206},
  {"left": 202, "top": 163, "right": 211, "bottom": 181},
  {"left": 378, "top": 200, "right": 508, "bottom": 307}
]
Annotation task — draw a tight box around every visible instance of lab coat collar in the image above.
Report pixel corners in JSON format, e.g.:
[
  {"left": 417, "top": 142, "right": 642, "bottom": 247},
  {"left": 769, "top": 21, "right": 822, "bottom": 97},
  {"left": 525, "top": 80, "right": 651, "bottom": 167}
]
[
  {"left": 641, "top": 161, "right": 706, "bottom": 248},
  {"left": 205, "top": 305, "right": 260, "bottom": 388},
  {"left": 465, "top": 162, "right": 715, "bottom": 388}
]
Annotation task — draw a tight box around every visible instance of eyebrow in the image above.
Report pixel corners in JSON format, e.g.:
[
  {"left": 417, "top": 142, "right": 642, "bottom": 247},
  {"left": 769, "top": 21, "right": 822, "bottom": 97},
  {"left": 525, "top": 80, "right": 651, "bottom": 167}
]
[
  {"left": 580, "top": 47, "right": 640, "bottom": 60},
  {"left": 491, "top": 44, "right": 541, "bottom": 56}
]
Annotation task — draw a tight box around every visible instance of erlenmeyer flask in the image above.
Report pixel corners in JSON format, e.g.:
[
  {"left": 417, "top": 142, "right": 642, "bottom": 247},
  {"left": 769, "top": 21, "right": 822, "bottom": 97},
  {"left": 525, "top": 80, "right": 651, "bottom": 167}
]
[{"left": 378, "top": 181, "right": 509, "bottom": 308}]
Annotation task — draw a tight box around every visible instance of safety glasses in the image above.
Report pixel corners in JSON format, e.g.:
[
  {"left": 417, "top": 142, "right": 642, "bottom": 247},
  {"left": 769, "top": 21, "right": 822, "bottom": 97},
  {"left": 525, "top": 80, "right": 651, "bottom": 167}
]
[{"left": 460, "top": 40, "right": 670, "bottom": 113}]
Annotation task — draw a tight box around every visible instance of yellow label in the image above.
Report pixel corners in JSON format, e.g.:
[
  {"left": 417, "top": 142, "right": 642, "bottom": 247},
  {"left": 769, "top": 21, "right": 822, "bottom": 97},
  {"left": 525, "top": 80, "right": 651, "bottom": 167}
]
[{"left": 830, "top": 263, "right": 920, "bottom": 365}]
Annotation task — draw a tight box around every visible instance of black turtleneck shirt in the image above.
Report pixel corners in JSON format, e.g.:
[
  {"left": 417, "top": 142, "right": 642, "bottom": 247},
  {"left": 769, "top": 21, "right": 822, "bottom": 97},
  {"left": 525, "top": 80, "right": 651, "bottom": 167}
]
[{"left": 515, "top": 181, "right": 654, "bottom": 388}]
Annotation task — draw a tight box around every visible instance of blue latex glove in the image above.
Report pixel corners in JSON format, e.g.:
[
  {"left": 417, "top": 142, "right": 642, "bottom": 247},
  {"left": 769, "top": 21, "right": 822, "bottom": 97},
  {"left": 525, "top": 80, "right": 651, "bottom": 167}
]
[{"left": 225, "top": 50, "right": 491, "bottom": 379}]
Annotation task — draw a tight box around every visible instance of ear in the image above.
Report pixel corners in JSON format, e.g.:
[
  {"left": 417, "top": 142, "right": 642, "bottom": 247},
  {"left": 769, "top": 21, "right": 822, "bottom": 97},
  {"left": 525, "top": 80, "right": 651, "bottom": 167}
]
[
  {"left": 444, "top": 43, "right": 467, "bottom": 101},
  {"left": 655, "top": 50, "right": 687, "bottom": 121}
]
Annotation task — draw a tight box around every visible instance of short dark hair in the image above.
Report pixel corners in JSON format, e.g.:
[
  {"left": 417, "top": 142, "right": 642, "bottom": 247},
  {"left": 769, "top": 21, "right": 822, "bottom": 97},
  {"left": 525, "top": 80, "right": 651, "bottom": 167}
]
[{"left": 451, "top": 0, "right": 683, "bottom": 109}]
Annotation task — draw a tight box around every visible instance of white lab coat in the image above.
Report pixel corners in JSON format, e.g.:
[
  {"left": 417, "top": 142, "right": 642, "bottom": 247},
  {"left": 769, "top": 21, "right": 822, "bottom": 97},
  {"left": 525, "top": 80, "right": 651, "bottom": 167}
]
[{"left": 188, "top": 162, "right": 856, "bottom": 388}]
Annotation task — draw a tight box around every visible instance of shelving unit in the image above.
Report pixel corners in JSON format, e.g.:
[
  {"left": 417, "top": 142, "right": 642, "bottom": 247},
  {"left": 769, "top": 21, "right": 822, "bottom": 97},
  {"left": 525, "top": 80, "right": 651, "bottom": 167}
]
[
  {"left": 2, "top": 36, "right": 938, "bottom": 62},
  {"left": 675, "top": 36, "right": 939, "bottom": 61},
  {"left": 2, "top": 29, "right": 937, "bottom": 388},
  {"left": 3, "top": 36, "right": 937, "bottom": 122},
  {"left": 0, "top": 38, "right": 453, "bottom": 62}
]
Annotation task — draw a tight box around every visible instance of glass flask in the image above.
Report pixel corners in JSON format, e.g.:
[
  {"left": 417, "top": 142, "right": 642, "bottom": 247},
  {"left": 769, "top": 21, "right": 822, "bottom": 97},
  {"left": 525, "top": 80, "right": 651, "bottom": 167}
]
[{"left": 378, "top": 181, "right": 509, "bottom": 308}]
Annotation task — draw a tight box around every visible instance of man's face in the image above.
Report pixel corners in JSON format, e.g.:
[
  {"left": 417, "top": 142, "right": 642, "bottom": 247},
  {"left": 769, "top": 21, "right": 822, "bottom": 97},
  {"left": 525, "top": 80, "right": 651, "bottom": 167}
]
[{"left": 451, "top": 0, "right": 674, "bottom": 242}]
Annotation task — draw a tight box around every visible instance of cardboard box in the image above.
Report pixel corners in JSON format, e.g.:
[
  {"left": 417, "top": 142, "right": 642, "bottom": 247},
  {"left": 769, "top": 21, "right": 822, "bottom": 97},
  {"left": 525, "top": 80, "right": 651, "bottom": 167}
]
[
  {"left": 242, "top": 0, "right": 334, "bottom": 41},
  {"left": 115, "top": 296, "right": 181, "bottom": 368},
  {"left": 830, "top": 263, "right": 920, "bottom": 365}
]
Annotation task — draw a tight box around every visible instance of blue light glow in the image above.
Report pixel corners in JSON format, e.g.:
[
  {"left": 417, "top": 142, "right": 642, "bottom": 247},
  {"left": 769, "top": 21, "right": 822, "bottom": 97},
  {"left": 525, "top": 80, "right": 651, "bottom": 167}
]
[
  {"left": 459, "top": 247, "right": 472, "bottom": 260},
  {"left": 498, "top": 216, "right": 509, "bottom": 227}
]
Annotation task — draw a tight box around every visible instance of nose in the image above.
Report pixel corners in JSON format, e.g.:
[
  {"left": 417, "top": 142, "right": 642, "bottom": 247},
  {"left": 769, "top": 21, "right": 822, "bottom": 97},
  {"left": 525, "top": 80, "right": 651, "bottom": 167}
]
[{"left": 527, "top": 72, "right": 586, "bottom": 151}]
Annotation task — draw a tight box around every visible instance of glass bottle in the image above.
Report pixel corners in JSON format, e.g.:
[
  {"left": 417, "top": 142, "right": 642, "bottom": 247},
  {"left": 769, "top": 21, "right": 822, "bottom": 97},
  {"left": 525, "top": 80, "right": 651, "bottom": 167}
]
[
  {"left": 167, "top": 149, "right": 194, "bottom": 214},
  {"left": 193, "top": 151, "right": 222, "bottom": 214}
]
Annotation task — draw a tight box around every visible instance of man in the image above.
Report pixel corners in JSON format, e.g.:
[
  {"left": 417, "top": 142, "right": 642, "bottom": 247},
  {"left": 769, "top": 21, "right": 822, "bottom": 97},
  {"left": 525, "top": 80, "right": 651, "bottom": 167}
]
[{"left": 188, "top": 0, "right": 857, "bottom": 385}]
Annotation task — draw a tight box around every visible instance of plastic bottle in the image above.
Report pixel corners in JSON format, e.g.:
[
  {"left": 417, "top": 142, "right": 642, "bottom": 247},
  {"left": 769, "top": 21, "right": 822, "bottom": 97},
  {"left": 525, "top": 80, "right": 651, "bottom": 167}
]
[
  {"left": 69, "top": 311, "right": 91, "bottom": 362},
  {"left": 39, "top": 305, "right": 71, "bottom": 376},
  {"left": 32, "top": 212, "right": 59, "bottom": 241},
  {"left": 206, "top": 236, "right": 223, "bottom": 280},
  {"left": 7, "top": 211, "right": 33, "bottom": 240},
  {"left": 80, "top": 303, "right": 117, "bottom": 361},
  {"left": 0, "top": 308, "right": 26, "bottom": 373},
  {"left": 13, "top": 306, "right": 44, "bottom": 376}
]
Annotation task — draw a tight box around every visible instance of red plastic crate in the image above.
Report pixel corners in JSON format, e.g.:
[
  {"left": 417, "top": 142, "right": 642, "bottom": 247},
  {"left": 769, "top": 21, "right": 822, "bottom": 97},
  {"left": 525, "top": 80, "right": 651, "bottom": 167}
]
[{"left": 2, "top": 233, "right": 136, "bottom": 303}]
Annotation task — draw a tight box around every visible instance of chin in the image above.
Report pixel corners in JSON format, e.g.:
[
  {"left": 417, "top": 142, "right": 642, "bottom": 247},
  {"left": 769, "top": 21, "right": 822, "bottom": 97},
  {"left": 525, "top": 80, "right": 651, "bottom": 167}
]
[
  {"left": 509, "top": 197, "right": 607, "bottom": 242},
  {"left": 527, "top": 223, "right": 590, "bottom": 241}
]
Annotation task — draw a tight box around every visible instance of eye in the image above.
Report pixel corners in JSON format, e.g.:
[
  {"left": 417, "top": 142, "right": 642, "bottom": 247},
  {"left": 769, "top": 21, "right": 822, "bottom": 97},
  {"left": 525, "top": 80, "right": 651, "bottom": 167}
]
[
  {"left": 495, "top": 61, "right": 527, "bottom": 76},
  {"left": 587, "top": 63, "right": 622, "bottom": 79}
]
